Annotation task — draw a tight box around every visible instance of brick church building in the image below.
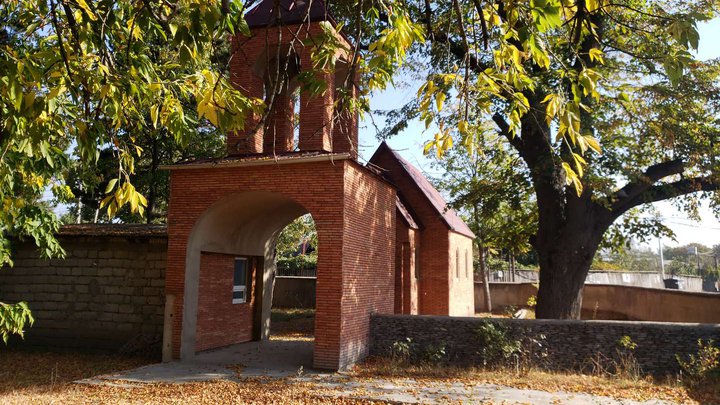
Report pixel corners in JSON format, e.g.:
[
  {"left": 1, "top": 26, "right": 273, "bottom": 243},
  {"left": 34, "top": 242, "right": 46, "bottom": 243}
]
[{"left": 164, "top": 0, "right": 474, "bottom": 370}]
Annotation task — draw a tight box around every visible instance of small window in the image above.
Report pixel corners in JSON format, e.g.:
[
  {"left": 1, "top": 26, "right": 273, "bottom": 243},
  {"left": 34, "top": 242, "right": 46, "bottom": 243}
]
[{"left": 233, "top": 258, "right": 248, "bottom": 304}]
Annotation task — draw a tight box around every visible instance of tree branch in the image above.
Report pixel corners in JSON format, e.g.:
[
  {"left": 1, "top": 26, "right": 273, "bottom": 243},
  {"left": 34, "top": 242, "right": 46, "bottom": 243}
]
[
  {"left": 610, "top": 158, "right": 685, "bottom": 213},
  {"left": 492, "top": 113, "right": 524, "bottom": 154},
  {"left": 619, "top": 176, "right": 719, "bottom": 213}
]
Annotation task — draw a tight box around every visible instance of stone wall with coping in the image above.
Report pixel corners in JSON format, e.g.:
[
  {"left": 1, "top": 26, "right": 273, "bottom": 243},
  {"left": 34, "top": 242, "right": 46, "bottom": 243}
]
[
  {"left": 0, "top": 226, "right": 167, "bottom": 355},
  {"left": 370, "top": 314, "right": 720, "bottom": 375}
]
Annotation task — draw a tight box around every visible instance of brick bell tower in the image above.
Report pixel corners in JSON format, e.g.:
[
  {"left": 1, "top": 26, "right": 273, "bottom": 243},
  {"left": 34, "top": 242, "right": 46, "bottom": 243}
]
[{"left": 227, "top": 0, "right": 359, "bottom": 158}]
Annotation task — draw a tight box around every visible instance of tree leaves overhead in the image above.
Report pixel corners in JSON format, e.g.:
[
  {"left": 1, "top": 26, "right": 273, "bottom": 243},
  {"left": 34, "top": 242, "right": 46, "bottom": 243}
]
[{"left": 0, "top": 0, "right": 260, "bottom": 260}]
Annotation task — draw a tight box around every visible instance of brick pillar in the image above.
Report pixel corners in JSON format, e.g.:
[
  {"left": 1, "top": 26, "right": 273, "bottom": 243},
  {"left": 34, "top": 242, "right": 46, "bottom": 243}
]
[
  {"left": 298, "top": 50, "right": 333, "bottom": 152},
  {"left": 228, "top": 35, "right": 264, "bottom": 155},
  {"left": 332, "top": 65, "right": 358, "bottom": 159}
]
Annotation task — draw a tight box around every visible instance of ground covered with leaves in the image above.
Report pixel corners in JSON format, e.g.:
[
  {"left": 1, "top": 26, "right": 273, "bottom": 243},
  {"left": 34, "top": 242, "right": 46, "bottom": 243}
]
[
  {"left": 354, "top": 357, "right": 720, "bottom": 405},
  {"left": 2, "top": 309, "right": 717, "bottom": 404},
  {"left": 2, "top": 347, "right": 719, "bottom": 404}
]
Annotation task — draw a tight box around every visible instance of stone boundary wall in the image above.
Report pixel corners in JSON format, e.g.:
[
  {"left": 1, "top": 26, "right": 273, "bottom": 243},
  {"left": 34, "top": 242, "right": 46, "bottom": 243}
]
[
  {"left": 0, "top": 225, "right": 167, "bottom": 355},
  {"left": 370, "top": 314, "right": 720, "bottom": 375}
]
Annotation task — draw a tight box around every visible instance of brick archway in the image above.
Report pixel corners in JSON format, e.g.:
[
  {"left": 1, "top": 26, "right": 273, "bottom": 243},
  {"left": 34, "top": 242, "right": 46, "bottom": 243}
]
[
  {"left": 165, "top": 157, "right": 397, "bottom": 370},
  {"left": 180, "top": 191, "right": 310, "bottom": 357}
]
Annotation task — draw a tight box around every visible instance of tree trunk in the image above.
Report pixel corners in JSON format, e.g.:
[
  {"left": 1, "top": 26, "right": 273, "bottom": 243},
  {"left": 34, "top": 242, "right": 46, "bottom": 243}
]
[
  {"left": 472, "top": 204, "right": 492, "bottom": 312},
  {"left": 534, "top": 200, "right": 609, "bottom": 319},
  {"left": 478, "top": 244, "right": 492, "bottom": 312},
  {"left": 534, "top": 249, "right": 590, "bottom": 319},
  {"left": 510, "top": 254, "right": 516, "bottom": 282}
]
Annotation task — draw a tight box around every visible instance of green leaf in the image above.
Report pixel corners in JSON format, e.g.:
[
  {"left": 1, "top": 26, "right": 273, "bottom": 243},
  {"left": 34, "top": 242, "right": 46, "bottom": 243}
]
[{"left": 105, "top": 178, "right": 118, "bottom": 194}]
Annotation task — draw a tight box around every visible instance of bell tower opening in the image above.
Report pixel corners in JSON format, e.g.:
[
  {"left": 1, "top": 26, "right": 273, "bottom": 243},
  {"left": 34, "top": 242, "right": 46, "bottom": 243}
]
[{"left": 226, "top": 0, "right": 358, "bottom": 157}]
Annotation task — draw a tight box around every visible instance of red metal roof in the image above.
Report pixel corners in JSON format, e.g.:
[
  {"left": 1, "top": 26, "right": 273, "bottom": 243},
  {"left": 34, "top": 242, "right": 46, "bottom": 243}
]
[
  {"left": 245, "top": 0, "right": 335, "bottom": 28},
  {"left": 369, "top": 142, "right": 475, "bottom": 238}
]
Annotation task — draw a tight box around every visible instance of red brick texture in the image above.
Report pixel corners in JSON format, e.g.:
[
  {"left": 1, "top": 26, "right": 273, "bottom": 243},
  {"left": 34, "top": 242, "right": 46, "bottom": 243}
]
[
  {"left": 448, "top": 232, "right": 475, "bottom": 316},
  {"left": 196, "top": 253, "right": 256, "bottom": 352},
  {"left": 339, "top": 164, "right": 396, "bottom": 364},
  {"left": 395, "top": 220, "right": 419, "bottom": 315},
  {"left": 369, "top": 149, "right": 474, "bottom": 317},
  {"left": 227, "top": 23, "right": 357, "bottom": 156},
  {"left": 166, "top": 159, "right": 395, "bottom": 370}
]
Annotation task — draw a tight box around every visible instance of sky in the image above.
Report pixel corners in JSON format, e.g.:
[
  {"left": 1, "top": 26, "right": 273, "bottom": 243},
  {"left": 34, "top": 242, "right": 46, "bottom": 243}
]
[{"left": 356, "top": 18, "right": 720, "bottom": 249}]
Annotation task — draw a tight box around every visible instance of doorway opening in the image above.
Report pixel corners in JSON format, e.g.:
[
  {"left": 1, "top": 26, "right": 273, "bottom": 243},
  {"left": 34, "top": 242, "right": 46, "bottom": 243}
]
[{"left": 270, "top": 214, "right": 317, "bottom": 343}]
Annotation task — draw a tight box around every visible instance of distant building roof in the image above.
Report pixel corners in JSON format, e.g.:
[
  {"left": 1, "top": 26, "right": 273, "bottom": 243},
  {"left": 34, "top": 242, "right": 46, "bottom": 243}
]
[
  {"left": 59, "top": 224, "right": 167, "bottom": 237},
  {"left": 369, "top": 142, "right": 475, "bottom": 238},
  {"left": 245, "top": 0, "right": 335, "bottom": 28}
]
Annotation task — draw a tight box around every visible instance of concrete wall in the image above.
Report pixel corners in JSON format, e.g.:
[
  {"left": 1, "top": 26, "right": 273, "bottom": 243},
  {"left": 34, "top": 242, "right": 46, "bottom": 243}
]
[
  {"left": 475, "top": 282, "right": 539, "bottom": 312},
  {"left": 0, "top": 228, "right": 167, "bottom": 354},
  {"left": 586, "top": 271, "right": 703, "bottom": 291},
  {"left": 273, "top": 277, "right": 316, "bottom": 308},
  {"left": 370, "top": 314, "right": 720, "bottom": 375},
  {"left": 583, "top": 284, "right": 720, "bottom": 323},
  {"left": 491, "top": 271, "right": 705, "bottom": 291},
  {"left": 475, "top": 282, "right": 720, "bottom": 323}
]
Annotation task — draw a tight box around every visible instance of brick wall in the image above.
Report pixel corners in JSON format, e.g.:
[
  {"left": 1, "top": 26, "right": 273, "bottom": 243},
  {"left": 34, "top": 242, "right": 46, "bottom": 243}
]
[
  {"left": 369, "top": 149, "right": 451, "bottom": 315},
  {"left": 370, "top": 314, "right": 720, "bottom": 375},
  {"left": 447, "top": 232, "right": 474, "bottom": 316},
  {"left": 395, "top": 220, "right": 418, "bottom": 315},
  {"left": 195, "top": 253, "right": 256, "bottom": 352},
  {"left": 339, "top": 163, "right": 396, "bottom": 366},
  {"left": 0, "top": 230, "right": 166, "bottom": 354},
  {"left": 167, "top": 158, "right": 396, "bottom": 369}
]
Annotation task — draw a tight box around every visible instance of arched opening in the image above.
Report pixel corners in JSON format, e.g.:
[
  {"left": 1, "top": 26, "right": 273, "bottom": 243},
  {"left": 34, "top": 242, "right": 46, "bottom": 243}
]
[
  {"left": 269, "top": 214, "right": 317, "bottom": 343},
  {"left": 180, "top": 191, "right": 319, "bottom": 369}
]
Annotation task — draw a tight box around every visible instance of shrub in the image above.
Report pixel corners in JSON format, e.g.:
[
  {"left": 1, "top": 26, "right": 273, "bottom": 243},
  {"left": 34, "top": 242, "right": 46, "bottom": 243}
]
[
  {"left": 615, "top": 335, "right": 641, "bottom": 380},
  {"left": 677, "top": 339, "right": 720, "bottom": 386},
  {"left": 422, "top": 343, "right": 447, "bottom": 364},
  {"left": 277, "top": 254, "right": 317, "bottom": 272},
  {"left": 390, "top": 338, "right": 412, "bottom": 362},
  {"left": 475, "top": 321, "right": 521, "bottom": 367}
]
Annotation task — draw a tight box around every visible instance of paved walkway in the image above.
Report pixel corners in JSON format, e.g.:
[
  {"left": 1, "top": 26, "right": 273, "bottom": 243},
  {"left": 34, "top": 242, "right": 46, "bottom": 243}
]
[{"left": 77, "top": 339, "right": 675, "bottom": 404}]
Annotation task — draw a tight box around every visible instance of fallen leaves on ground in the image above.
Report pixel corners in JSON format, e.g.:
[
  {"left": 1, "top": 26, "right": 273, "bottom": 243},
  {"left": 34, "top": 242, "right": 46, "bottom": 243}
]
[
  {"left": 352, "top": 357, "right": 720, "bottom": 405},
  {"left": 0, "top": 348, "right": 153, "bottom": 394},
  {"left": 0, "top": 348, "right": 385, "bottom": 404},
  {"left": 1, "top": 379, "right": 388, "bottom": 405}
]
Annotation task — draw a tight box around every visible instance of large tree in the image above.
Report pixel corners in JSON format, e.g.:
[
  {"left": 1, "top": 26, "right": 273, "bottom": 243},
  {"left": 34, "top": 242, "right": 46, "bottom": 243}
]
[
  {"left": 392, "top": 0, "right": 720, "bottom": 318},
  {"left": 0, "top": 0, "right": 423, "bottom": 339},
  {"left": 433, "top": 129, "right": 536, "bottom": 312}
]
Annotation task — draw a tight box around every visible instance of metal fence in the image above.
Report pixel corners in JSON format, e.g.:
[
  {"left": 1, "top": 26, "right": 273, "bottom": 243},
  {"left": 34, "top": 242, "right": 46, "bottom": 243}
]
[
  {"left": 488, "top": 269, "right": 539, "bottom": 283},
  {"left": 276, "top": 265, "right": 317, "bottom": 278}
]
